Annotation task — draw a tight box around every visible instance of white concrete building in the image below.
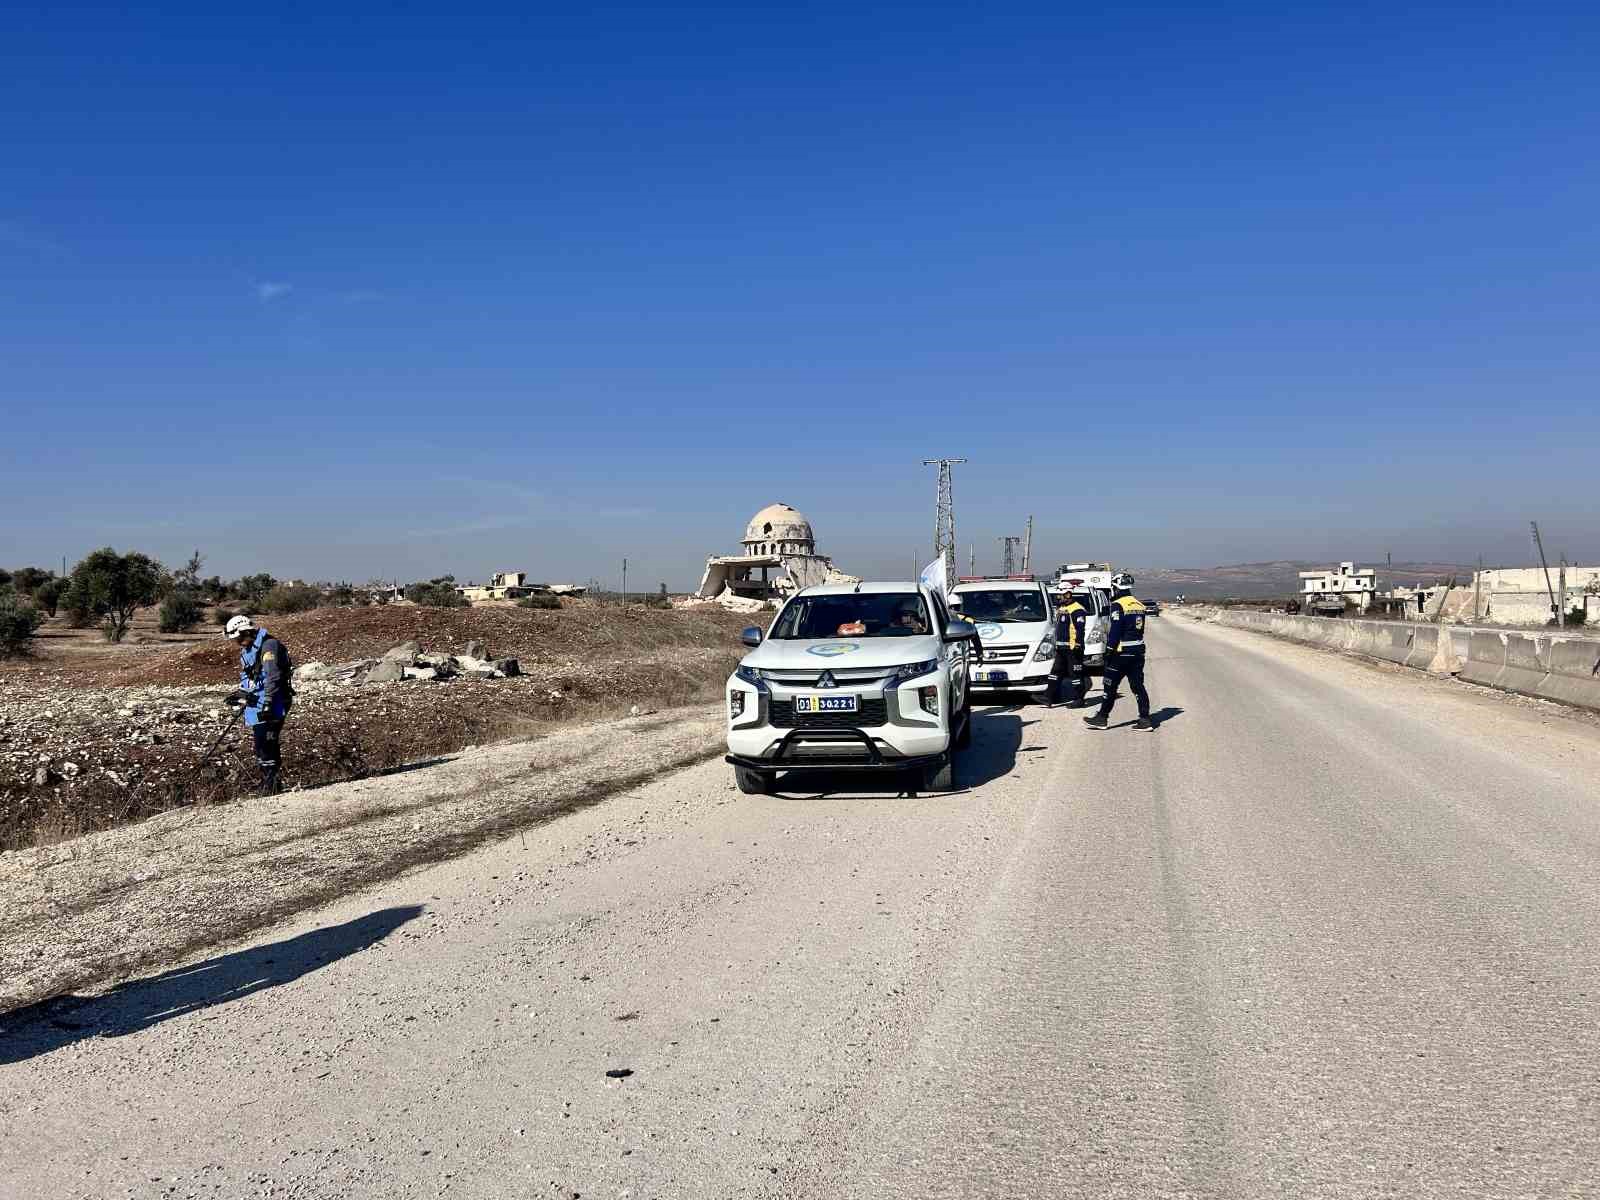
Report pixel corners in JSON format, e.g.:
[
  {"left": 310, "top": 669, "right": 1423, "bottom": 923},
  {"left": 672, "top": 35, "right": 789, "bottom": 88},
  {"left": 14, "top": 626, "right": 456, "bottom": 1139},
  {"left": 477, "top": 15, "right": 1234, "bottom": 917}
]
[
  {"left": 1471, "top": 566, "right": 1600, "bottom": 625},
  {"left": 694, "top": 503, "right": 856, "bottom": 604},
  {"left": 1299, "top": 562, "right": 1377, "bottom": 612}
]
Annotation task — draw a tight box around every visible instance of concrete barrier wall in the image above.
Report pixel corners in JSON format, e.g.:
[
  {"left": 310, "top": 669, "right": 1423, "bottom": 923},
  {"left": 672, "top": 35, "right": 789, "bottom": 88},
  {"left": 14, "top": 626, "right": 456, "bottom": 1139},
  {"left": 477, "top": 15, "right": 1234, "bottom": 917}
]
[{"left": 1204, "top": 609, "right": 1600, "bottom": 712}]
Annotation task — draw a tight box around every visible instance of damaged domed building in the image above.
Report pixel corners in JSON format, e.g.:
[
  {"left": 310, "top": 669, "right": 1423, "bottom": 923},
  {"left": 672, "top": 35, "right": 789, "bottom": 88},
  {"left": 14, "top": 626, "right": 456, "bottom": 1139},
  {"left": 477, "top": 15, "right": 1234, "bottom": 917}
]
[{"left": 693, "top": 503, "right": 858, "bottom": 607}]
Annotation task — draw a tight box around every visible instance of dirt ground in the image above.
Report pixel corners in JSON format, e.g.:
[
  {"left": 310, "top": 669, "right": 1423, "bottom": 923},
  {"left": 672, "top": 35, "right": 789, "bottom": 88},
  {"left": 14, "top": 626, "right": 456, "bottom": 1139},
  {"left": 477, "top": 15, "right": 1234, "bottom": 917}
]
[{"left": 0, "top": 601, "right": 752, "bottom": 850}]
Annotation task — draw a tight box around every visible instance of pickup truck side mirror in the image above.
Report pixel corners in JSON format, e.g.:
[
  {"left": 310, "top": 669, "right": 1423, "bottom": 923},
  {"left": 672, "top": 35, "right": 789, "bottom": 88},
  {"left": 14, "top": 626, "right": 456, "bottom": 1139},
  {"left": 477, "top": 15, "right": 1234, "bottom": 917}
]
[
  {"left": 943, "top": 618, "right": 979, "bottom": 643},
  {"left": 740, "top": 626, "right": 763, "bottom": 648}
]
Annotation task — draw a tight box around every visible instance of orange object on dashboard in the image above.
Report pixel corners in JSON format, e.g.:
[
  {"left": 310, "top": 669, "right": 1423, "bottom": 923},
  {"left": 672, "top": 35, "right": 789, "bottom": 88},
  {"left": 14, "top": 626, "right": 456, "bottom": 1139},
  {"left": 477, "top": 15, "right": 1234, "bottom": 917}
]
[{"left": 836, "top": 621, "right": 866, "bottom": 636}]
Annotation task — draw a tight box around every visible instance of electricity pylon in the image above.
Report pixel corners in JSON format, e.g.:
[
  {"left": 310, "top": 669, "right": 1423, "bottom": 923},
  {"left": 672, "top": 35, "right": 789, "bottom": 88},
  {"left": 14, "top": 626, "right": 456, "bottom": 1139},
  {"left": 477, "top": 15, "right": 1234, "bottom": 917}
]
[{"left": 922, "top": 458, "right": 966, "bottom": 584}]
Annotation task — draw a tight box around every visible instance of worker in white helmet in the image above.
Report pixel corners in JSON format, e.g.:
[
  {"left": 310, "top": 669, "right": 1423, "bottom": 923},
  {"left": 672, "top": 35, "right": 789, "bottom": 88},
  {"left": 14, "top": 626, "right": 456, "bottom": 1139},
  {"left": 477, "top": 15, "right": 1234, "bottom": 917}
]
[{"left": 223, "top": 614, "right": 295, "bottom": 793}]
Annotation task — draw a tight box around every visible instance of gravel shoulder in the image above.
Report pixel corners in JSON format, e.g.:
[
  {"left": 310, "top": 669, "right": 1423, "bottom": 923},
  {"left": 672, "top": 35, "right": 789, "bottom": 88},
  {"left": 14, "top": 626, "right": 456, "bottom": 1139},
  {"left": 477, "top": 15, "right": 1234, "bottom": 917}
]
[{"left": 0, "top": 704, "right": 727, "bottom": 1014}]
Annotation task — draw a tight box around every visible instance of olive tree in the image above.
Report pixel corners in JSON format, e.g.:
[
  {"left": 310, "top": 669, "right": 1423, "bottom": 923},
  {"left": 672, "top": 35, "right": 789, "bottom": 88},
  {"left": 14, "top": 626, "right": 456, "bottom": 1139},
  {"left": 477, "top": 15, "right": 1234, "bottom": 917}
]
[{"left": 66, "top": 548, "right": 166, "bottom": 642}]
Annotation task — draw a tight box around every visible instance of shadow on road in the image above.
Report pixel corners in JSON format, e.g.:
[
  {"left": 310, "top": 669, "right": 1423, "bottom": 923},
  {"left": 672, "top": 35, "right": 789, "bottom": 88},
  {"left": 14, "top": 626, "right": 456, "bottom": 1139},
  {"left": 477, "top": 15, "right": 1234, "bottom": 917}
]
[
  {"left": 1103, "top": 705, "right": 1186, "bottom": 730},
  {"left": 773, "top": 709, "right": 1026, "bottom": 799},
  {"left": 0, "top": 905, "right": 422, "bottom": 1066}
]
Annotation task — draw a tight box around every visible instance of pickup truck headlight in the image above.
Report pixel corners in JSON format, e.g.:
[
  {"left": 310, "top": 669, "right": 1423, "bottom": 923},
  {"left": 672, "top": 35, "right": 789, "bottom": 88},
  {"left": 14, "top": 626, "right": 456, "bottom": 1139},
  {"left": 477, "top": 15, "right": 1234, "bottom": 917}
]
[
  {"left": 885, "top": 659, "right": 939, "bottom": 688},
  {"left": 734, "top": 665, "right": 769, "bottom": 691},
  {"left": 729, "top": 690, "right": 746, "bottom": 719},
  {"left": 1033, "top": 639, "right": 1057, "bottom": 663}
]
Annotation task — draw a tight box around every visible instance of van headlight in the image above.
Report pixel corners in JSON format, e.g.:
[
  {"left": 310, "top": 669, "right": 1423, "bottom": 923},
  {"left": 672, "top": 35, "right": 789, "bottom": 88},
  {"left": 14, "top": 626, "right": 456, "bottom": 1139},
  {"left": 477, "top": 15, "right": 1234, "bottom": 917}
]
[
  {"left": 1033, "top": 638, "right": 1057, "bottom": 663},
  {"left": 885, "top": 659, "right": 939, "bottom": 687}
]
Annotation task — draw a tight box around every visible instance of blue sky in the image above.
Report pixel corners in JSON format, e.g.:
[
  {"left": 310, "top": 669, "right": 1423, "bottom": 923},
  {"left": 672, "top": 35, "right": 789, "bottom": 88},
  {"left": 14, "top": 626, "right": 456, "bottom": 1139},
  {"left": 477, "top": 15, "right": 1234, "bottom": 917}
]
[{"left": 4, "top": 0, "right": 1599, "bottom": 587}]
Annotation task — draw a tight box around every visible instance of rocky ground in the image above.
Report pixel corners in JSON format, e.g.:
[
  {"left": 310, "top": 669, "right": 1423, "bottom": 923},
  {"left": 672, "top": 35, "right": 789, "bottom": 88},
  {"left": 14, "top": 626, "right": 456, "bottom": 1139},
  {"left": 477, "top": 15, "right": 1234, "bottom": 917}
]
[{"left": 0, "top": 602, "right": 751, "bottom": 850}]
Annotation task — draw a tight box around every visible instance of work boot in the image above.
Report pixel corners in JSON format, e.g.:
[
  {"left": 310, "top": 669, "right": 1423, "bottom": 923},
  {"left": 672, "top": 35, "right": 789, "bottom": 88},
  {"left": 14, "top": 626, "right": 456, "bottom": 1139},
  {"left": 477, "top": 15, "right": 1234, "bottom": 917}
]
[
  {"left": 1134, "top": 717, "right": 1155, "bottom": 731},
  {"left": 1082, "top": 713, "right": 1109, "bottom": 730},
  {"left": 257, "top": 764, "right": 282, "bottom": 796}
]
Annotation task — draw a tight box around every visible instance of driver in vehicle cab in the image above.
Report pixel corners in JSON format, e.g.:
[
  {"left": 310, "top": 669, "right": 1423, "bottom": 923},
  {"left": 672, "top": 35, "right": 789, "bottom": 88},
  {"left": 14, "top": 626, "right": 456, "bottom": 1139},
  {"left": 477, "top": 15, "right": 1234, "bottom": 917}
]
[{"left": 893, "top": 599, "right": 928, "bottom": 634}]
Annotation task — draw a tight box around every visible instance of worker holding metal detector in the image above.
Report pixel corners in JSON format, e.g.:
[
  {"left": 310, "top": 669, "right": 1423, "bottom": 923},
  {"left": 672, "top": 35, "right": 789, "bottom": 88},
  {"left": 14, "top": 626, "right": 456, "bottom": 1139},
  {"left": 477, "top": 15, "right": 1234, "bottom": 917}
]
[{"left": 223, "top": 614, "right": 294, "bottom": 794}]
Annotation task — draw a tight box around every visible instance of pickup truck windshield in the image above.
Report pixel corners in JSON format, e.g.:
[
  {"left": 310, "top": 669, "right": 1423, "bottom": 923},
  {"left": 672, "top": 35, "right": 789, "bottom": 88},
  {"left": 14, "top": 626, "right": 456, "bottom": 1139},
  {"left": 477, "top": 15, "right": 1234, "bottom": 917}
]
[
  {"left": 771, "top": 593, "right": 931, "bottom": 639},
  {"left": 955, "top": 589, "right": 1047, "bottom": 623}
]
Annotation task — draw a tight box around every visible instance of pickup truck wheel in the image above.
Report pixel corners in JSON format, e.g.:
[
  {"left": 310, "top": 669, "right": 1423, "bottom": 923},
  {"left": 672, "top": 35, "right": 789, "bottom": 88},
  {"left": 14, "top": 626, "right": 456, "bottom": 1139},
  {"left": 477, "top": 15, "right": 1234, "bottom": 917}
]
[
  {"left": 734, "top": 766, "right": 774, "bottom": 795},
  {"left": 921, "top": 757, "right": 954, "bottom": 792}
]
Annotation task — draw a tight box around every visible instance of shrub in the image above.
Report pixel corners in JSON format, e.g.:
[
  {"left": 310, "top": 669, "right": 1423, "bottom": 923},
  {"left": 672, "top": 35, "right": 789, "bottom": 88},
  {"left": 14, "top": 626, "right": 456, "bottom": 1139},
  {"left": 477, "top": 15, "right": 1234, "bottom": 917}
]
[
  {"left": 406, "top": 579, "right": 468, "bottom": 608},
  {"left": 260, "top": 584, "right": 323, "bottom": 614},
  {"left": 214, "top": 607, "right": 236, "bottom": 627},
  {"left": 517, "top": 592, "right": 562, "bottom": 610},
  {"left": 234, "top": 573, "right": 277, "bottom": 610},
  {"left": 0, "top": 592, "right": 44, "bottom": 658},
  {"left": 158, "top": 591, "right": 205, "bottom": 633},
  {"left": 1566, "top": 605, "right": 1588, "bottom": 627},
  {"left": 12, "top": 567, "right": 52, "bottom": 595},
  {"left": 65, "top": 548, "right": 165, "bottom": 642},
  {"left": 33, "top": 577, "right": 67, "bottom": 618}
]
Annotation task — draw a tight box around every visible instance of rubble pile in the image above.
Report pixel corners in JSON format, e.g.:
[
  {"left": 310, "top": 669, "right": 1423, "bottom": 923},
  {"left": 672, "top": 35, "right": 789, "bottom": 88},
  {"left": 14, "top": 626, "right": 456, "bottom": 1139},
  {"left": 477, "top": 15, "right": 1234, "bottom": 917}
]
[{"left": 295, "top": 638, "right": 523, "bottom": 688}]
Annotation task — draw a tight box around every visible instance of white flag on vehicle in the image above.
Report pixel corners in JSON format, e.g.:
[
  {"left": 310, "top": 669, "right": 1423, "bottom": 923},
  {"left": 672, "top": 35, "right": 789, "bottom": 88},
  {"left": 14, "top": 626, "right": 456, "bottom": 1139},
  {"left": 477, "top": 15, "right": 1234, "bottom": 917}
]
[{"left": 919, "top": 556, "right": 949, "bottom": 597}]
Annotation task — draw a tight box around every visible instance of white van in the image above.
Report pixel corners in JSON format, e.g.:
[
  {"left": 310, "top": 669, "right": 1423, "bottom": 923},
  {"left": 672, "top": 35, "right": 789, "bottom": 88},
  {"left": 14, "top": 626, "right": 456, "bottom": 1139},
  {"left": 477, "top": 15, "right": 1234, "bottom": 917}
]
[{"left": 949, "top": 578, "right": 1057, "bottom": 701}]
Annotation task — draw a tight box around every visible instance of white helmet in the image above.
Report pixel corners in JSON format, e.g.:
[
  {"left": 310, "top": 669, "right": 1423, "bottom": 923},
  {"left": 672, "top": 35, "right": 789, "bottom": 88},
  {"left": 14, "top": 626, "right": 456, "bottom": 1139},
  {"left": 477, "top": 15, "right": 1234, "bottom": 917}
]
[
  {"left": 224, "top": 614, "right": 257, "bottom": 639},
  {"left": 1110, "top": 572, "right": 1136, "bottom": 594}
]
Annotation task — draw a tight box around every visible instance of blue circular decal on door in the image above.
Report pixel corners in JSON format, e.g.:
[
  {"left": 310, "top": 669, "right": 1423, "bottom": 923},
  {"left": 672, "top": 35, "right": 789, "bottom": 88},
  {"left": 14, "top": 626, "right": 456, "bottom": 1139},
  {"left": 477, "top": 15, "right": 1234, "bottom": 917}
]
[{"left": 806, "top": 641, "right": 861, "bottom": 657}]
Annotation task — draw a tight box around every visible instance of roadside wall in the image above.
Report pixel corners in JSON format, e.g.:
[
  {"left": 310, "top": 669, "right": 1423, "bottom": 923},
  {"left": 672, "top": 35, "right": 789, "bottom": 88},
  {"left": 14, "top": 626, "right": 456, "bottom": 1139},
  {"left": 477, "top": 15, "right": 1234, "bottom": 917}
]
[{"left": 1202, "top": 609, "right": 1600, "bottom": 712}]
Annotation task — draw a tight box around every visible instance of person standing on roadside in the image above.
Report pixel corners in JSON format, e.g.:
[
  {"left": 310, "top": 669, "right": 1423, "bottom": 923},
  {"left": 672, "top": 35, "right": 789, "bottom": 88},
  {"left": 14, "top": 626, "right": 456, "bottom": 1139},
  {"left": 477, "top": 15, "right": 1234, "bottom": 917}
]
[
  {"left": 1083, "top": 574, "right": 1154, "bottom": 731},
  {"left": 1048, "top": 590, "right": 1089, "bottom": 707},
  {"left": 224, "top": 614, "right": 294, "bottom": 794}
]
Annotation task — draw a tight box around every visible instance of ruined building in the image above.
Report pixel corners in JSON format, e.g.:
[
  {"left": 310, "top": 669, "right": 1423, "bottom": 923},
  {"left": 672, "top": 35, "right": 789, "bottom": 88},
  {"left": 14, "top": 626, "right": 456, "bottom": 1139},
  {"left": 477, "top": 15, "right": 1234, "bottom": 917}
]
[{"left": 694, "top": 503, "right": 857, "bottom": 605}]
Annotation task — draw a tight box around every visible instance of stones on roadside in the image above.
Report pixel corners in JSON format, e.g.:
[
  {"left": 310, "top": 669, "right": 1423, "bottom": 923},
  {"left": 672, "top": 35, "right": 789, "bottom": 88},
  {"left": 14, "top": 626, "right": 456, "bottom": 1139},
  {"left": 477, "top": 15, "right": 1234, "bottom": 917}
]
[
  {"left": 363, "top": 660, "right": 408, "bottom": 685},
  {"left": 382, "top": 640, "right": 421, "bottom": 663}
]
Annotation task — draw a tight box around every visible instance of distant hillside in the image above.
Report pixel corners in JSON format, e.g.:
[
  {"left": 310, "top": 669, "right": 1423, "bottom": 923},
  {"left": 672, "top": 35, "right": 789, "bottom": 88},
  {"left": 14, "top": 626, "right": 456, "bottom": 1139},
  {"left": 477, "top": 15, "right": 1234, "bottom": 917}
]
[{"left": 1127, "top": 560, "right": 1475, "bottom": 601}]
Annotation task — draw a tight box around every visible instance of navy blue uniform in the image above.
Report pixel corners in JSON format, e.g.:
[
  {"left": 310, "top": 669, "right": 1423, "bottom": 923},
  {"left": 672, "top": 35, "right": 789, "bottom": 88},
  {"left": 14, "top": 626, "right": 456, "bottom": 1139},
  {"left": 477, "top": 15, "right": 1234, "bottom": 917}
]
[
  {"left": 238, "top": 627, "right": 293, "bottom": 793},
  {"left": 1094, "top": 595, "right": 1150, "bottom": 721},
  {"left": 1048, "top": 598, "right": 1088, "bottom": 706}
]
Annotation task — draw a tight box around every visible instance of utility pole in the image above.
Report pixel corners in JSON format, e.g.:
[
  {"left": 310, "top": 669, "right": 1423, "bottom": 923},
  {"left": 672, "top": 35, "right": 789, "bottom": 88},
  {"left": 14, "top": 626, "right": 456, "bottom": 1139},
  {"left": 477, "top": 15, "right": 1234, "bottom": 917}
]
[
  {"left": 621, "top": 558, "right": 628, "bottom": 610},
  {"left": 922, "top": 457, "right": 966, "bottom": 585},
  {"left": 999, "top": 536, "right": 1022, "bottom": 576},
  {"left": 968, "top": 545, "right": 976, "bottom": 577},
  {"left": 1531, "top": 521, "right": 1559, "bottom": 625},
  {"left": 1473, "top": 554, "right": 1483, "bottom": 622},
  {"left": 1560, "top": 554, "right": 1568, "bottom": 626},
  {"left": 1022, "top": 516, "right": 1034, "bottom": 576}
]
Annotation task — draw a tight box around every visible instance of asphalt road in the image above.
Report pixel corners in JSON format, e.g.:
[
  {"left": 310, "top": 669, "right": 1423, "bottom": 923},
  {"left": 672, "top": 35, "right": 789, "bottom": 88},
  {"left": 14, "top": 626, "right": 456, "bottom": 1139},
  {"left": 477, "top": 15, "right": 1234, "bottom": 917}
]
[{"left": 6, "top": 616, "right": 1600, "bottom": 1199}]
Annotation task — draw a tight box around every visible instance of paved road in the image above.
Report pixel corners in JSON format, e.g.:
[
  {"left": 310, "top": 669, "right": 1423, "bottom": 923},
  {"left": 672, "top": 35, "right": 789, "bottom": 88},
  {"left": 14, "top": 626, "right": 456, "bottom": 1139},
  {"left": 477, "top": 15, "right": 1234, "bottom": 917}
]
[{"left": 6, "top": 617, "right": 1600, "bottom": 1199}]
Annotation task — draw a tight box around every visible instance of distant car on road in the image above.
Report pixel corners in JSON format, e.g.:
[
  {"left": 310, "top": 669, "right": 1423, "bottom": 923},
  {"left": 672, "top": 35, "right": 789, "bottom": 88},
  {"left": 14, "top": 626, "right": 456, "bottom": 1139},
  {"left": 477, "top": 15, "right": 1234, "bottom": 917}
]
[{"left": 1141, "top": 598, "right": 1161, "bottom": 616}]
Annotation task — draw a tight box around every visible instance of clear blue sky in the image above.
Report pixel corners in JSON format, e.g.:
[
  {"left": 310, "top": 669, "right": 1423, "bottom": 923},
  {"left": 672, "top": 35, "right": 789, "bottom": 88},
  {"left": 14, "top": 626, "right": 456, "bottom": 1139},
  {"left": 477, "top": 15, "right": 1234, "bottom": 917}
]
[{"left": 5, "top": 0, "right": 1598, "bottom": 587}]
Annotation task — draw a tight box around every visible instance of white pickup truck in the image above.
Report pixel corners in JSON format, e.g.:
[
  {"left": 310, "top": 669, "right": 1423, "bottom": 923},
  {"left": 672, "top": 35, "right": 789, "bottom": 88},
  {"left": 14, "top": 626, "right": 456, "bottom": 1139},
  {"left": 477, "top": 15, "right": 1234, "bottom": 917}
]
[
  {"left": 725, "top": 582, "right": 978, "bottom": 794},
  {"left": 948, "top": 578, "right": 1057, "bottom": 701}
]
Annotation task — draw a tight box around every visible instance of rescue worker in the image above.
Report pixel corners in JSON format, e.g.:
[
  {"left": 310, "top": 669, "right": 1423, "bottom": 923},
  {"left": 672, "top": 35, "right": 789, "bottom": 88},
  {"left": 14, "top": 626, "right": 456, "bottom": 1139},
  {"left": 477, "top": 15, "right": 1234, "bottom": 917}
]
[
  {"left": 1048, "top": 591, "right": 1089, "bottom": 707},
  {"left": 224, "top": 614, "right": 294, "bottom": 793},
  {"left": 1083, "top": 574, "right": 1154, "bottom": 731}
]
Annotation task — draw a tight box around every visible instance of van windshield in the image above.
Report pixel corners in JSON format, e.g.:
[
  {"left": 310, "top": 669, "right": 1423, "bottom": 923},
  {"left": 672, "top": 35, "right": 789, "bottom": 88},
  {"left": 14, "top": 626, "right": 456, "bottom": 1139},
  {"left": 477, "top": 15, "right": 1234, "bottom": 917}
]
[
  {"left": 771, "top": 592, "right": 931, "bottom": 639},
  {"left": 954, "top": 589, "right": 1047, "bottom": 623}
]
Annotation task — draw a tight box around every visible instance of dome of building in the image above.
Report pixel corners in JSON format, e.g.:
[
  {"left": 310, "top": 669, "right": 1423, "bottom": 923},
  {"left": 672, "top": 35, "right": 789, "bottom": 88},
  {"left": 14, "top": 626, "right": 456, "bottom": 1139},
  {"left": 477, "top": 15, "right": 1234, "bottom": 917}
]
[{"left": 743, "top": 503, "right": 815, "bottom": 556}]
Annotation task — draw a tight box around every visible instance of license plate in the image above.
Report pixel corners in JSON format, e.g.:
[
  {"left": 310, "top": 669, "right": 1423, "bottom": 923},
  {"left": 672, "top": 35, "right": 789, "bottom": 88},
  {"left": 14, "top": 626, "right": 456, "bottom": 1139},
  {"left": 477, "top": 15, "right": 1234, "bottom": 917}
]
[
  {"left": 982, "top": 670, "right": 1009, "bottom": 682},
  {"left": 794, "top": 694, "right": 858, "bottom": 713}
]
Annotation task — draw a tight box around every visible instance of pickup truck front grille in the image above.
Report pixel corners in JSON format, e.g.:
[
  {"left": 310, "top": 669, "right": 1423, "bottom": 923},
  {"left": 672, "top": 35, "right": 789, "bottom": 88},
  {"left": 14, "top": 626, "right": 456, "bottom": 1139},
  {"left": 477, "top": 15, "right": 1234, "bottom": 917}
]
[
  {"left": 769, "top": 698, "right": 889, "bottom": 729},
  {"left": 981, "top": 643, "right": 1029, "bottom": 665}
]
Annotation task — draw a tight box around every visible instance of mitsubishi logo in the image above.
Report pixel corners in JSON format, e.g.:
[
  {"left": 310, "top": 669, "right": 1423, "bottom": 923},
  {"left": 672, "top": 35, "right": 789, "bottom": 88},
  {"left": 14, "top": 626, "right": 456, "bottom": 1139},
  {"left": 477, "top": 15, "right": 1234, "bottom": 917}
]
[{"left": 816, "top": 671, "right": 837, "bottom": 689}]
